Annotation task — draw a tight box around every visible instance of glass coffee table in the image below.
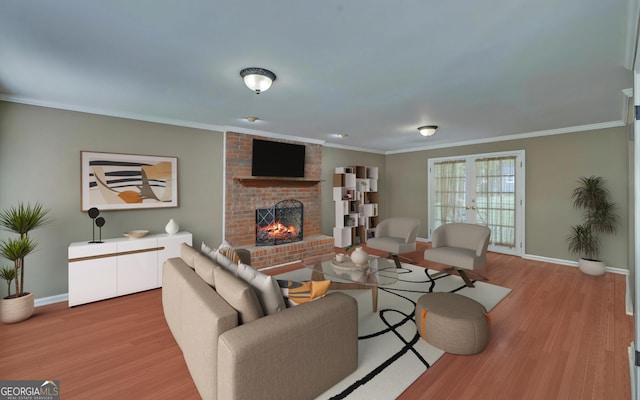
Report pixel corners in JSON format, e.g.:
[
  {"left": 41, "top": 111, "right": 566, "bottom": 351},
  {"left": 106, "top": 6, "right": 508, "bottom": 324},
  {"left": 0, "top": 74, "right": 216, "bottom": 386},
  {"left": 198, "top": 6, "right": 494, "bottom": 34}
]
[{"left": 301, "top": 253, "right": 399, "bottom": 312}]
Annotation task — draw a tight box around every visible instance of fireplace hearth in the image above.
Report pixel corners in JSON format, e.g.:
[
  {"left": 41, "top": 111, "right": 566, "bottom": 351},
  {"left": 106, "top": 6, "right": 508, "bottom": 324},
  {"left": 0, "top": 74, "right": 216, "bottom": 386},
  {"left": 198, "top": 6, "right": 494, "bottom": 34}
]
[{"left": 256, "top": 199, "right": 303, "bottom": 246}]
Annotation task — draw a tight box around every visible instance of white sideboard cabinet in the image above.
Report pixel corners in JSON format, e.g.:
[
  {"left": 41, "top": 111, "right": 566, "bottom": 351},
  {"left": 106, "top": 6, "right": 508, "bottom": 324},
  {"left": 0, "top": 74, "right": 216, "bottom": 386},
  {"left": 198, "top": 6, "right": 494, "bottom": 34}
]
[{"left": 68, "top": 231, "right": 192, "bottom": 306}]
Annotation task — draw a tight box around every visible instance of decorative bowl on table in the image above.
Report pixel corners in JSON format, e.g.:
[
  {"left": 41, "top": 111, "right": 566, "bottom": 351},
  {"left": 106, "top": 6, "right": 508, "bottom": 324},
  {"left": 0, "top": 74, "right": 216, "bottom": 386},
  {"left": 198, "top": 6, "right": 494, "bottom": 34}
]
[{"left": 123, "top": 230, "right": 149, "bottom": 239}]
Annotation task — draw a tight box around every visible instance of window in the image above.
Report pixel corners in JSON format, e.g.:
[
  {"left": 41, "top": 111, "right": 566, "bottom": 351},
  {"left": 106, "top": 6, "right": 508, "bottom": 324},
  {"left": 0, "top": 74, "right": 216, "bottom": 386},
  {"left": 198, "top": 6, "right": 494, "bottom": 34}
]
[{"left": 429, "top": 151, "right": 525, "bottom": 255}]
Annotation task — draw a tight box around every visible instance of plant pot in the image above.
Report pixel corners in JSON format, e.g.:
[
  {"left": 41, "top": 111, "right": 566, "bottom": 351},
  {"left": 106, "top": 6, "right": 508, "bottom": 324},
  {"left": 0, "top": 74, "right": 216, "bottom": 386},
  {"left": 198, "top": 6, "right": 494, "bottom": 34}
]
[
  {"left": 0, "top": 292, "right": 34, "bottom": 324},
  {"left": 578, "top": 258, "right": 606, "bottom": 276}
]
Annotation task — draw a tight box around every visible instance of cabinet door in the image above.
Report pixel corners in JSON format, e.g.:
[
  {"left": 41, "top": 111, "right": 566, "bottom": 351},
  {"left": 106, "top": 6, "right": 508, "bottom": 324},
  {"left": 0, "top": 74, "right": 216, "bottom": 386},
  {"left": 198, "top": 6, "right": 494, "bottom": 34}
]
[
  {"left": 116, "top": 238, "right": 158, "bottom": 295},
  {"left": 68, "top": 242, "right": 118, "bottom": 306},
  {"left": 157, "top": 232, "right": 193, "bottom": 286}
]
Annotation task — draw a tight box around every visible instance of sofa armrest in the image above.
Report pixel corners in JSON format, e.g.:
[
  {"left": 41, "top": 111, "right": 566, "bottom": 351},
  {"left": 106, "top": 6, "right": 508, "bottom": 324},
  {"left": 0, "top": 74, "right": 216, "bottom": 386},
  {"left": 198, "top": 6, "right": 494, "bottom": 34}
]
[{"left": 217, "top": 292, "right": 358, "bottom": 400}]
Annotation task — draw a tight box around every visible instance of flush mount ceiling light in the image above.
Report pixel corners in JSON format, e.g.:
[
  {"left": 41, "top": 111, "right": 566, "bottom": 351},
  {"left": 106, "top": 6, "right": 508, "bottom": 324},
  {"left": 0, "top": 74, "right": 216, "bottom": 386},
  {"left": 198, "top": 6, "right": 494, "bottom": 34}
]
[
  {"left": 240, "top": 67, "right": 277, "bottom": 94},
  {"left": 336, "top": 133, "right": 349, "bottom": 138},
  {"left": 245, "top": 116, "right": 259, "bottom": 123},
  {"left": 418, "top": 125, "right": 438, "bottom": 137}
]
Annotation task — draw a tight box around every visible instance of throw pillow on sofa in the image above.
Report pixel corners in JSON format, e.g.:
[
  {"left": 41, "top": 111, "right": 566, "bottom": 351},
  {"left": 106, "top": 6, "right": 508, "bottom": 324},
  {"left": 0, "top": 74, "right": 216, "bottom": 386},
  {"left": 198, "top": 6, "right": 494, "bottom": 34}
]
[
  {"left": 201, "top": 240, "right": 239, "bottom": 274},
  {"left": 217, "top": 240, "right": 242, "bottom": 265},
  {"left": 201, "top": 241, "right": 218, "bottom": 259},
  {"left": 236, "top": 262, "right": 286, "bottom": 315},
  {"left": 277, "top": 280, "right": 331, "bottom": 307}
]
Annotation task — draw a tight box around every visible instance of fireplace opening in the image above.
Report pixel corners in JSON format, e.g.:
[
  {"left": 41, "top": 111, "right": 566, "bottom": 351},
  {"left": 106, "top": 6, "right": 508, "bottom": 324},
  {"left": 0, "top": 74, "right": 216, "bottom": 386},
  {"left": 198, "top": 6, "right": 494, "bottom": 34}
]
[{"left": 256, "top": 199, "right": 303, "bottom": 246}]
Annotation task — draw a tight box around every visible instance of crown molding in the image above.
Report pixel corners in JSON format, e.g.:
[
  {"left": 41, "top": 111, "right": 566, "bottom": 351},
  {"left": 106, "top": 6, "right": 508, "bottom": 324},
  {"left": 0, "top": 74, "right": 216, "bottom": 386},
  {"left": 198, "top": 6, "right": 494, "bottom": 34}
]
[
  {"left": 0, "top": 94, "right": 229, "bottom": 133},
  {"left": 0, "top": 94, "right": 627, "bottom": 155},
  {"left": 321, "top": 142, "right": 386, "bottom": 154},
  {"left": 385, "top": 120, "right": 626, "bottom": 155},
  {"left": 223, "top": 127, "right": 326, "bottom": 145},
  {"left": 625, "top": 0, "right": 640, "bottom": 70}
]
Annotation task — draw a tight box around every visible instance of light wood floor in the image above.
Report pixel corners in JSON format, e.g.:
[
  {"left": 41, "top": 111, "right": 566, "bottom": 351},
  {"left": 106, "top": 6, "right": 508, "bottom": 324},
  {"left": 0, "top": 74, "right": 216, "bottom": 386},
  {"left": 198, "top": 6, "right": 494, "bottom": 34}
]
[{"left": 0, "top": 243, "right": 633, "bottom": 399}]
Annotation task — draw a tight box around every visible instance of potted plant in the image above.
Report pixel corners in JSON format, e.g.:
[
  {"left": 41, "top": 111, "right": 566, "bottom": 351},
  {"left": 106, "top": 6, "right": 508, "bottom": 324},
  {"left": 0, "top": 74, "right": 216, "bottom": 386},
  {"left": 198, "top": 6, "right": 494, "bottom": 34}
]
[
  {"left": 0, "top": 202, "right": 50, "bottom": 323},
  {"left": 567, "top": 176, "right": 620, "bottom": 276},
  {"left": 0, "top": 266, "right": 15, "bottom": 297}
]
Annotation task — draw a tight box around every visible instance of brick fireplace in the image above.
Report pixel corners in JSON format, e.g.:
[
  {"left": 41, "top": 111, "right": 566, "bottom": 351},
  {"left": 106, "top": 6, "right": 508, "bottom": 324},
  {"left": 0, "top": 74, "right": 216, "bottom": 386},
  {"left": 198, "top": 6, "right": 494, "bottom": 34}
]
[{"left": 224, "top": 132, "right": 333, "bottom": 269}]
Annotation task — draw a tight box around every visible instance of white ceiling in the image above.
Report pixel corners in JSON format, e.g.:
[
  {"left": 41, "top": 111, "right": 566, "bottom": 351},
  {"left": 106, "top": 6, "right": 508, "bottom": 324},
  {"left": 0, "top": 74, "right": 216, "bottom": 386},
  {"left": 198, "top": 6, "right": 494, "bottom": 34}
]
[{"left": 0, "top": 0, "right": 635, "bottom": 153}]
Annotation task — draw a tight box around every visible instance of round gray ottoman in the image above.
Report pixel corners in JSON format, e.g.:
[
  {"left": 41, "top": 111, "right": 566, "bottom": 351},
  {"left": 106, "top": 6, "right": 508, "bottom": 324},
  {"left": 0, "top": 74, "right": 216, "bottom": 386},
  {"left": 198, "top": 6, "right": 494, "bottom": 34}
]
[{"left": 415, "top": 292, "right": 489, "bottom": 355}]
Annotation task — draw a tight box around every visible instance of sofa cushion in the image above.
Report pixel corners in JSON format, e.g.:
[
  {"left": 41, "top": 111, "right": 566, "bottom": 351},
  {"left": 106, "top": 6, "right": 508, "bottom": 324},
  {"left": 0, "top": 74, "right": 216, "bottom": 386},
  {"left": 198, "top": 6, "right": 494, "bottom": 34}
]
[
  {"left": 237, "top": 262, "right": 286, "bottom": 315},
  {"left": 277, "top": 280, "right": 331, "bottom": 306},
  {"left": 193, "top": 251, "right": 219, "bottom": 287},
  {"left": 214, "top": 266, "right": 264, "bottom": 324},
  {"left": 180, "top": 242, "right": 200, "bottom": 269},
  {"left": 425, "top": 246, "right": 483, "bottom": 270}
]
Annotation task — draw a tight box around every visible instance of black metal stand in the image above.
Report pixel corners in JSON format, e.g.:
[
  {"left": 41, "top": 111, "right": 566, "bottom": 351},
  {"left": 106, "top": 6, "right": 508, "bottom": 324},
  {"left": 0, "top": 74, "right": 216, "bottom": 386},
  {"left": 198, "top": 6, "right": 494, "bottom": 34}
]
[{"left": 425, "top": 267, "right": 479, "bottom": 288}]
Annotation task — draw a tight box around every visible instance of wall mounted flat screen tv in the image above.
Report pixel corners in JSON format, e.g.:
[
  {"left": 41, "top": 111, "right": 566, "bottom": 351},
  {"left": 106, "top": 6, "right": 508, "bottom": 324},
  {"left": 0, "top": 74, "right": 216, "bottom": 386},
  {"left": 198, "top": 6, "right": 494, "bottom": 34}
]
[{"left": 251, "top": 139, "right": 306, "bottom": 178}]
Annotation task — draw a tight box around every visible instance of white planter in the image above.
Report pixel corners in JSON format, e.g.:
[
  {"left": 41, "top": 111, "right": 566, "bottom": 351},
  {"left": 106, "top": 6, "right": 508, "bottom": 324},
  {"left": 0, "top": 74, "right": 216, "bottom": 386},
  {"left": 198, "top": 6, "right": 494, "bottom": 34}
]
[
  {"left": 578, "top": 258, "right": 606, "bottom": 276},
  {"left": 0, "top": 292, "right": 35, "bottom": 324}
]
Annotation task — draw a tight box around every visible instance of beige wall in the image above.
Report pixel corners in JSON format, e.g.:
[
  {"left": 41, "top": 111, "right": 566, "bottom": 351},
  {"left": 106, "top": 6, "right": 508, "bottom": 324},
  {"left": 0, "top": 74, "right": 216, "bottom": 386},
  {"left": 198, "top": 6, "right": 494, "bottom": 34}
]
[
  {"left": 0, "top": 101, "right": 631, "bottom": 300},
  {"left": 384, "top": 127, "right": 629, "bottom": 269},
  {"left": 0, "top": 102, "right": 225, "bottom": 298}
]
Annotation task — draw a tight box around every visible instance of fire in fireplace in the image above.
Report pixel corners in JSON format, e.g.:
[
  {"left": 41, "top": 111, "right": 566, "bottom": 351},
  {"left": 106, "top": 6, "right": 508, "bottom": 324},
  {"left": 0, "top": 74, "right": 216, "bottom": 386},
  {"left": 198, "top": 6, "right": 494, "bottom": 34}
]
[{"left": 256, "top": 199, "right": 303, "bottom": 246}]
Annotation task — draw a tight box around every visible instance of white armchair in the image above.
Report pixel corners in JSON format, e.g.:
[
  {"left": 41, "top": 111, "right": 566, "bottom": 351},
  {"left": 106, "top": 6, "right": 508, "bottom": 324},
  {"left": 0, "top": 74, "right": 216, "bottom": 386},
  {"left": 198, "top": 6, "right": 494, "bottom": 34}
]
[
  {"left": 366, "top": 217, "right": 420, "bottom": 268},
  {"left": 423, "top": 223, "right": 491, "bottom": 287}
]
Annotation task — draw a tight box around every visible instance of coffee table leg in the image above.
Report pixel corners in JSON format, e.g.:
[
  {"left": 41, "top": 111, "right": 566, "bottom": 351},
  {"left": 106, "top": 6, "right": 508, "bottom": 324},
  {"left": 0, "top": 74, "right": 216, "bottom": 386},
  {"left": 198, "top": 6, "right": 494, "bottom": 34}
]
[
  {"left": 372, "top": 286, "right": 378, "bottom": 312},
  {"left": 324, "top": 281, "right": 378, "bottom": 312},
  {"left": 310, "top": 262, "right": 325, "bottom": 281}
]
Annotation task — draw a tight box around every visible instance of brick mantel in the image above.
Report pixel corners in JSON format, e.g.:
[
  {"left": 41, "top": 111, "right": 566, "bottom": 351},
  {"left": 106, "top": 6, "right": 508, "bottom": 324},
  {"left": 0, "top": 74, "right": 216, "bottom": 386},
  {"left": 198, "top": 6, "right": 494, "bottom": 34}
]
[{"left": 224, "top": 132, "right": 331, "bottom": 268}]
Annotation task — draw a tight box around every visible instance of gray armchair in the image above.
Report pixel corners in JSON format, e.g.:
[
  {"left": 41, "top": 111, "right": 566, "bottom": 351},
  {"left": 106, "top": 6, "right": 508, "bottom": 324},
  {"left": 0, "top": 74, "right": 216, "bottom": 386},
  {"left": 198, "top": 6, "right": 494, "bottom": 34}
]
[
  {"left": 366, "top": 217, "right": 420, "bottom": 268},
  {"left": 423, "top": 223, "right": 491, "bottom": 287}
]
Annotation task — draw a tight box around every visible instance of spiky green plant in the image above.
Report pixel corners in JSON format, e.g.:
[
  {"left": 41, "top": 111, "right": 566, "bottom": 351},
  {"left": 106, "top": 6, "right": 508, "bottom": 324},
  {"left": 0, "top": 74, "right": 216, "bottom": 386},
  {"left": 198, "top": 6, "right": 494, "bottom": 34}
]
[
  {"left": 0, "top": 202, "right": 50, "bottom": 298},
  {"left": 0, "top": 266, "right": 16, "bottom": 298},
  {"left": 567, "top": 176, "right": 620, "bottom": 261}
]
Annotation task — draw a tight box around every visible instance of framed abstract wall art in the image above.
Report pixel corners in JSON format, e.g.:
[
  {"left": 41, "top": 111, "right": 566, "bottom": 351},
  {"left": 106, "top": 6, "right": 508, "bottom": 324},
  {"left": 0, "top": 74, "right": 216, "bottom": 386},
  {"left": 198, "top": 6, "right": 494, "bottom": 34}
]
[{"left": 81, "top": 151, "right": 178, "bottom": 211}]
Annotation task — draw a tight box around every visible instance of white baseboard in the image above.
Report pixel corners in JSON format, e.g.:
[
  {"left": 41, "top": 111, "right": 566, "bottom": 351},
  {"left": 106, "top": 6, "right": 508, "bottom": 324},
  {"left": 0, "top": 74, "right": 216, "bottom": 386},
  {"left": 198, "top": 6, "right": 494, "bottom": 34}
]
[
  {"left": 35, "top": 293, "right": 68, "bottom": 307},
  {"left": 522, "top": 253, "right": 576, "bottom": 266},
  {"left": 522, "top": 253, "right": 629, "bottom": 275},
  {"left": 523, "top": 254, "right": 633, "bottom": 316}
]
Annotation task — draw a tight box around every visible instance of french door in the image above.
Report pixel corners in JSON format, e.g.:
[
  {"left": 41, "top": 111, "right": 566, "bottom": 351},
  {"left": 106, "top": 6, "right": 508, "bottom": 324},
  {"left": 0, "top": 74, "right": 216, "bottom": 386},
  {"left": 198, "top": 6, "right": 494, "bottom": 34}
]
[{"left": 428, "top": 150, "right": 525, "bottom": 255}]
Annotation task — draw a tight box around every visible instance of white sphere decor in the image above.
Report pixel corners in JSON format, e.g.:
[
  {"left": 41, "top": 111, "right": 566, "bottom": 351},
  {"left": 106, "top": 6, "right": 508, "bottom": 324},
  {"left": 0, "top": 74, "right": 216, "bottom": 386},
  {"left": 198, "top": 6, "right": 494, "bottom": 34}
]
[{"left": 350, "top": 247, "right": 369, "bottom": 266}]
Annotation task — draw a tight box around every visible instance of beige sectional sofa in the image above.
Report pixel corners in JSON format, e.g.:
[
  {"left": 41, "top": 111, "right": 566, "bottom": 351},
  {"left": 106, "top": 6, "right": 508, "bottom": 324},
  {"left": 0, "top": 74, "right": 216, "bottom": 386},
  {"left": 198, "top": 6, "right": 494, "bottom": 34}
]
[{"left": 162, "top": 243, "right": 358, "bottom": 400}]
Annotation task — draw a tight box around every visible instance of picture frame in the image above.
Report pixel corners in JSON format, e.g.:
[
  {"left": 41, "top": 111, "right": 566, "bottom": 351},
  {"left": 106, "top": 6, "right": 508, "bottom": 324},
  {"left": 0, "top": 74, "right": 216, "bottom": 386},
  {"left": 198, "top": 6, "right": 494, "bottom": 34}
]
[{"left": 81, "top": 151, "right": 178, "bottom": 211}]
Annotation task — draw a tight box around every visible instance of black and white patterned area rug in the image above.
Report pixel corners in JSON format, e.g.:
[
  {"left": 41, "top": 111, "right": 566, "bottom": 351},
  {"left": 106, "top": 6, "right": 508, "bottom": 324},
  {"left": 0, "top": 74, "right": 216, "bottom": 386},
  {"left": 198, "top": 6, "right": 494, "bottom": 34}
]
[{"left": 276, "top": 262, "right": 511, "bottom": 400}]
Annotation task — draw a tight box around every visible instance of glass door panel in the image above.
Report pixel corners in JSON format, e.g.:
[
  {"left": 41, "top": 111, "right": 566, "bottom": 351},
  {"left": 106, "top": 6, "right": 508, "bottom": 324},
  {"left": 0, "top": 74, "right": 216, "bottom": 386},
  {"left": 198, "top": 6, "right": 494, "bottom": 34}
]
[{"left": 429, "top": 151, "right": 523, "bottom": 256}]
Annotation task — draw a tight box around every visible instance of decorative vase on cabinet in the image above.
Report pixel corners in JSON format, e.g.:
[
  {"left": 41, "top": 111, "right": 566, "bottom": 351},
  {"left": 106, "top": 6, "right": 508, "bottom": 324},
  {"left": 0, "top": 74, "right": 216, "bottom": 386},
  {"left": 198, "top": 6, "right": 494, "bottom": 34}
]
[{"left": 165, "top": 218, "right": 179, "bottom": 235}]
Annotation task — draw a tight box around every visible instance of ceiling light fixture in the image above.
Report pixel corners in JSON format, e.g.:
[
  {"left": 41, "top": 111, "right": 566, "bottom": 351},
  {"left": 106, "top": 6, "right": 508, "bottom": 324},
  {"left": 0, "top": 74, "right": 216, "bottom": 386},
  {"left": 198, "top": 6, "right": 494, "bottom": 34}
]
[
  {"left": 240, "top": 67, "right": 276, "bottom": 94},
  {"left": 245, "top": 116, "right": 258, "bottom": 123},
  {"left": 418, "top": 125, "right": 438, "bottom": 137},
  {"left": 336, "top": 133, "right": 348, "bottom": 138}
]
